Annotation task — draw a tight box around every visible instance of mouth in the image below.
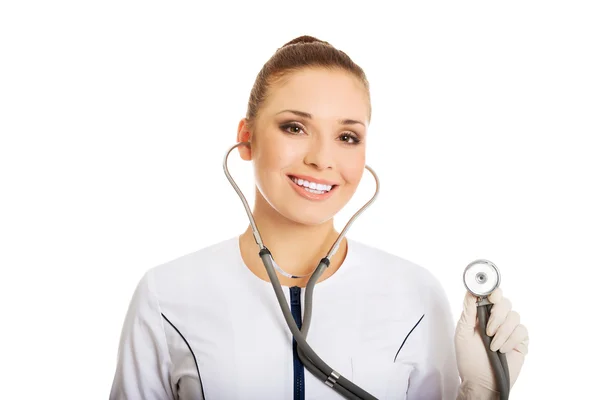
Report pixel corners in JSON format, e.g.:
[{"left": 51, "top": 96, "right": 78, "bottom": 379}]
[{"left": 287, "top": 175, "right": 338, "bottom": 195}]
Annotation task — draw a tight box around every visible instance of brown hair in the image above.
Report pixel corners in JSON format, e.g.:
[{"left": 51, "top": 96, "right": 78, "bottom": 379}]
[{"left": 245, "top": 35, "right": 371, "bottom": 129}]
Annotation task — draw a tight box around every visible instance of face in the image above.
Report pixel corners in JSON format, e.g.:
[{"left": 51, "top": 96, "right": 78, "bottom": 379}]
[{"left": 238, "top": 67, "right": 370, "bottom": 226}]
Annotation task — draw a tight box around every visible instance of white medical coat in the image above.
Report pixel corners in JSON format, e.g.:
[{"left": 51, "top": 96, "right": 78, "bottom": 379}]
[{"left": 109, "top": 236, "right": 460, "bottom": 399}]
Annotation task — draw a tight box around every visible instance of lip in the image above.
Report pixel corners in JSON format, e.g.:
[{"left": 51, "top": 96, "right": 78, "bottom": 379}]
[
  {"left": 287, "top": 175, "right": 337, "bottom": 201},
  {"left": 287, "top": 174, "right": 338, "bottom": 186}
]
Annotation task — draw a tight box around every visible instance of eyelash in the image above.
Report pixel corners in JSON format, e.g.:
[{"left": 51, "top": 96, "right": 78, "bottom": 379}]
[{"left": 279, "top": 122, "right": 362, "bottom": 145}]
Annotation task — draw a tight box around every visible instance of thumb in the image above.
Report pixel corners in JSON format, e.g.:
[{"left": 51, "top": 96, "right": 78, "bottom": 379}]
[{"left": 457, "top": 291, "right": 478, "bottom": 329}]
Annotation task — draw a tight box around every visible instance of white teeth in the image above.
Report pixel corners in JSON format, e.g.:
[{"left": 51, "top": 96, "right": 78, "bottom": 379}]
[{"left": 291, "top": 177, "right": 334, "bottom": 193}]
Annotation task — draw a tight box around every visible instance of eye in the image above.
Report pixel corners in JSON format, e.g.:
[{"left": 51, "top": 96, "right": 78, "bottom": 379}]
[
  {"left": 339, "top": 132, "right": 361, "bottom": 145},
  {"left": 280, "top": 122, "right": 305, "bottom": 135}
]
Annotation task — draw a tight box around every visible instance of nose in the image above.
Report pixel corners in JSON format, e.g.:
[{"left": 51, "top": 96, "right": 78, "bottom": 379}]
[{"left": 303, "top": 135, "right": 334, "bottom": 170}]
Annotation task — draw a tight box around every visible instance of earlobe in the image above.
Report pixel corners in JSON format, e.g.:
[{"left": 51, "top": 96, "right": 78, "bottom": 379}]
[
  {"left": 238, "top": 142, "right": 252, "bottom": 161},
  {"left": 236, "top": 118, "right": 252, "bottom": 161}
]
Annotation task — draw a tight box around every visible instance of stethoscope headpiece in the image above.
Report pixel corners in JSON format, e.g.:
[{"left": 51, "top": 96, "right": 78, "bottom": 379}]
[{"left": 463, "top": 259, "right": 501, "bottom": 297}]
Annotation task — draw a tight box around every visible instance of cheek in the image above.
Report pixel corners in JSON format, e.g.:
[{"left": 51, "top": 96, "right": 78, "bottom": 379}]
[
  {"left": 341, "top": 152, "right": 366, "bottom": 185},
  {"left": 252, "top": 135, "right": 301, "bottom": 188},
  {"left": 256, "top": 135, "right": 302, "bottom": 171}
]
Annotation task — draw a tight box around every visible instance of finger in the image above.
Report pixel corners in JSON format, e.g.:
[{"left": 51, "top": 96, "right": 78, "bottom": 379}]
[
  {"left": 506, "top": 350, "right": 526, "bottom": 388},
  {"left": 490, "top": 310, "right": 520, "bottom": 352},
  {"left": 458, "top": 291, "right": 478, "bottom": 328},
  {"left": 499, "top": 324, "right": 528, "bottom": 354},
  {"left": 488, "top": 287, "right": 504, "bottom": 304},
  {"left": 514, "top": 336, "right": 530, "bottom": 356},
  {"left": 486, "top": 297, "right": 512, "bottom": 336}
]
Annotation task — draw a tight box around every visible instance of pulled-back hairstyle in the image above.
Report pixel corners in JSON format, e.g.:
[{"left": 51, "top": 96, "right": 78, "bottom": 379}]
[{"left": 245, "top": 35, "right": 371, "bottom": 129}]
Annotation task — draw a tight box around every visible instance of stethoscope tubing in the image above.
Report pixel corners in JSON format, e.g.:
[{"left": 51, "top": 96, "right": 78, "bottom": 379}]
[{"left": 477, "top": 301, "right": 511, "bottom": 399}]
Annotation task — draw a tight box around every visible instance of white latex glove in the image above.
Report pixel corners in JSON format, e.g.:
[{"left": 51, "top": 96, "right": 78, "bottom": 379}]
[{"left": 454, "top": 288, "right": 529, "bottom": 399}]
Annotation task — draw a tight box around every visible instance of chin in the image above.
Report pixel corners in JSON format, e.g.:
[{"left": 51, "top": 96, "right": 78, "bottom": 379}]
[{"left": 279, "top": 205, "right": 336, "bottom": 227}]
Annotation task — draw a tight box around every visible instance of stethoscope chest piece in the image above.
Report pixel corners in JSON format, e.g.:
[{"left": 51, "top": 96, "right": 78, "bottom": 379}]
[{"left": 463, "top": 259, "right": 501, "bottom": 297}]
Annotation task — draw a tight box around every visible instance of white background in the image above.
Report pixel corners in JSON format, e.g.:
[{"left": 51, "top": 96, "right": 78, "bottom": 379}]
[{"left": 1, "top": 1, "right": 598, "bottom": 398}]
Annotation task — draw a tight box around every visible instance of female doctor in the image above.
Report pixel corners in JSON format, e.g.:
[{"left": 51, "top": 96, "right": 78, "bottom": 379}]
[{"left": 110, "top": 36, "right": 529, "bottom": 399}]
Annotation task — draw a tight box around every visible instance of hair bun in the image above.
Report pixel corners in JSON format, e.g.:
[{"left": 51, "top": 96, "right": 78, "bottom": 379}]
[{"left": 281, "top": 35, "right": 330, "bottom": 47}]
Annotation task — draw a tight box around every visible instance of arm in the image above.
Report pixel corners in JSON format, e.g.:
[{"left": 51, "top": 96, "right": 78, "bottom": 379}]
[
  {"left": 406, "top": 272, "right": 460, "bottom": 400},
  {"left": 109, "top": 270, "right": 175, "bottom": 400}
]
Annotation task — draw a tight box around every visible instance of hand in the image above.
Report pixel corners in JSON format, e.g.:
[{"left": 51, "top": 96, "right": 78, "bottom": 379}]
[{"left": 454, "top": 289, "right": 529, "bottom": 397}]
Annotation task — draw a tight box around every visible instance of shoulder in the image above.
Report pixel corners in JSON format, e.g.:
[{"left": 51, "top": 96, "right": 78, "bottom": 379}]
[
  {"left": 142, "top": 236, "right": 240, "bottom": 300},
  {"left": 149, "top": 236, "right": 237, "bottom": 275}
]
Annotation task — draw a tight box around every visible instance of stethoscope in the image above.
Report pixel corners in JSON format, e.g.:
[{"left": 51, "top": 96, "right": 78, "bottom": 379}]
[
  {"left": 224, "top": 141, "right": 380, "bottom": 399},
  {"left": 463, "top": 259, "right": 511, "bottom": 400},
  {"left": 224, "top": 141, "right": 510, "bottom": 399}
]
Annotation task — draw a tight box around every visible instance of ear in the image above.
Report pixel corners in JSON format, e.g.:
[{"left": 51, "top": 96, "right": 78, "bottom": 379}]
[{"left": 236, "top": 118, "right": 252, "bottom": 161}]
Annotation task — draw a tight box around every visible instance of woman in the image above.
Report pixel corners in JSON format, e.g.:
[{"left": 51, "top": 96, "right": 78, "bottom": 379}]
[{"left": 110, "top": 36, "right": 529, "bottom": 399}]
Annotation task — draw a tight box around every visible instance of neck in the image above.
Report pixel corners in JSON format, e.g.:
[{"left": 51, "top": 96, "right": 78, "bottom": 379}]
[{"left": 239, "top": 189, "right": 347, "bottom": 287}]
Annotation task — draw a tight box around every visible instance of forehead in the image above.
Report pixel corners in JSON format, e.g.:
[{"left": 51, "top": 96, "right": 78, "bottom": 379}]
[{"left": 261, "top": 68, "right": 370, "bottom": 123}]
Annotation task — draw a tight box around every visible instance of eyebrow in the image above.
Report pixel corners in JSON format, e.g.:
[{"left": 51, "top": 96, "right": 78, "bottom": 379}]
[{"left": 276, "top": 109, "right": 365, "bottom": 127}]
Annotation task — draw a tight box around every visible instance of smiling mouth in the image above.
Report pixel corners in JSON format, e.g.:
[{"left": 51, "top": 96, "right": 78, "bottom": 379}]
[{"left": 288, "top": 175, "right": 337, "bottom": 194}]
